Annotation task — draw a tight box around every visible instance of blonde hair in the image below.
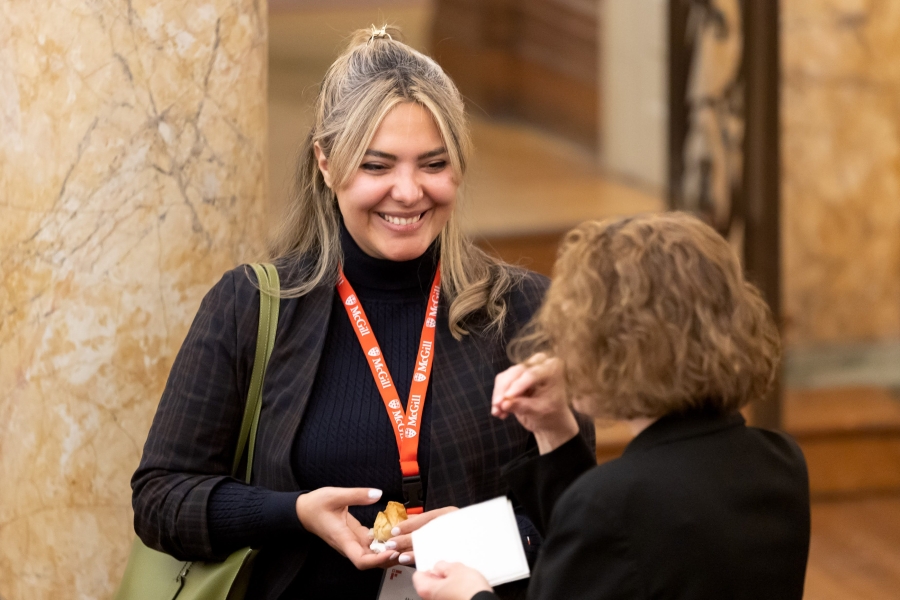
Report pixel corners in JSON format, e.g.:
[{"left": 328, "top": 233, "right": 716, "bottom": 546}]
[
  {"left": 269, "top": 27, "right": 520, "bottom": 339},
  {"left": 510, "top": 212, "right": 781, "bottom": 419}
]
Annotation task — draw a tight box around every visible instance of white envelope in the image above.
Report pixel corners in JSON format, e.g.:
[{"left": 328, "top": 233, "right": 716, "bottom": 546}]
[{"left": 412, "top": 496, "right": 530, "bottom": 587}]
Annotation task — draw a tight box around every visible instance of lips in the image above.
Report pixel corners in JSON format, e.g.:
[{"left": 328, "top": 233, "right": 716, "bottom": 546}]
[{"left": 379, "top": 212, "right": 424, "bottom": 226}]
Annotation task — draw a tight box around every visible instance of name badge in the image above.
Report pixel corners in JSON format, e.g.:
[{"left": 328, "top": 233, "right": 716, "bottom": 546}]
[{"left": 377, "top": 565, "right": 423, "bottom": 600}]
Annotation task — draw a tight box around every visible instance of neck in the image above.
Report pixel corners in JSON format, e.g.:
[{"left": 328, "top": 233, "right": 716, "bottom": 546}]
[
  {"left": 627, "top": 417, "right": 657, "bottom": 436},
  {"left": 339, "top": 221, "right": 438, "bottom": 294}
]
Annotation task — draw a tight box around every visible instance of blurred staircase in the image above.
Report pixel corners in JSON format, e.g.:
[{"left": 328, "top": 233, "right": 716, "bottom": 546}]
[{"left": 785, "top": 387, "right": 900, "bottom": 499}]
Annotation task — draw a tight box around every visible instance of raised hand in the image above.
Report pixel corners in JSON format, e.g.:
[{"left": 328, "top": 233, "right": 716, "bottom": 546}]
[{"left": 492, "top": 353, "right": 580, "bottom": 454}]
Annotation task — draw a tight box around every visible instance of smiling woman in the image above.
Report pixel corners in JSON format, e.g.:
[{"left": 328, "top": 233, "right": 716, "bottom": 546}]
[{"left": 130, "top": 25, "right": 593, "bottom": 600}]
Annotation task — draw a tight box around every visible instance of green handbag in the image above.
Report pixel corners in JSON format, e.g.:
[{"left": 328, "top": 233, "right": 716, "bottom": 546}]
[{"left": 115, "top": 263, "right": 281, "bottom": 600}]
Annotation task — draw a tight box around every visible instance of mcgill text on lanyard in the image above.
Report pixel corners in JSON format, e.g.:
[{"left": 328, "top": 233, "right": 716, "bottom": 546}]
[{"left": 336, "top": 265, "right": 441, "bottom": 515}]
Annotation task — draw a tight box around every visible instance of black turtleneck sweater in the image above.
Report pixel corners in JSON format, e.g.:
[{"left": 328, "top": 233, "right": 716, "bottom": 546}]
[{"left": 207, "top": 224, "right": 439, "bottom": 598}]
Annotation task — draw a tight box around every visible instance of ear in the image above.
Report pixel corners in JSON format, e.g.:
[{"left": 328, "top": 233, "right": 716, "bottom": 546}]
[{"left": 313, "top": 141, "right": 334, "bottom": 189}]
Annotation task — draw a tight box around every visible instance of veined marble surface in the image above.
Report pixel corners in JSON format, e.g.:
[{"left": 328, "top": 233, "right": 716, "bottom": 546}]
[
  {"left": 0, "top": 1, "right": 267, "bottom": 597},
  {"left": 782, "top": 0, "right": 900, "bottom": 345}
]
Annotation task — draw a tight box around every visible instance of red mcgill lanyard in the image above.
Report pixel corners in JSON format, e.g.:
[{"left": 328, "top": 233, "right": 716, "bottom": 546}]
[{"left": 336, "top": 265, "right": 441, "bottom": 514}]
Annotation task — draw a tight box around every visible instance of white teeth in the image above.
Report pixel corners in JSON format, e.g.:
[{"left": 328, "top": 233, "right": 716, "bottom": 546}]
[{"left": 381, "top": 213, "right": 422, "bottom": 226}]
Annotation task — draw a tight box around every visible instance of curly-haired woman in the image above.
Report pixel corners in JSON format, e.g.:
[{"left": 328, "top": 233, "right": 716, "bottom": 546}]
[{"left": 414, "top": 212, "right": 811, "bottom": 600}]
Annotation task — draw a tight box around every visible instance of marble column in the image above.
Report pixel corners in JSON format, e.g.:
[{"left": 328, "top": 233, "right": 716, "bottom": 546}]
[
  {"left": 0, "top": 1, "right": 267, "bottom": 598},
  {"left": 782, "top": 0, "right": 900, "bottom": 345}
]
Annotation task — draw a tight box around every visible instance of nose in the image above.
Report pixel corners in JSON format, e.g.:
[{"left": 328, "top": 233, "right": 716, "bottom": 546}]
[{"left": 390, "top": 166, "right": 423, "bottom": 204}]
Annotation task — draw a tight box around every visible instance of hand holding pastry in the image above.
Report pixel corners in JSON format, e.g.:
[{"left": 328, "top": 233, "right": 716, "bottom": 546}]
[
  {"left": 492, "top": 352, "right": 579, "bottom": 454},
  {"left": 295, "top": 487, "right": 395, "bottom": 570},
  {"left": 379, "top": 505, "right": 459, "bottom": 565}
]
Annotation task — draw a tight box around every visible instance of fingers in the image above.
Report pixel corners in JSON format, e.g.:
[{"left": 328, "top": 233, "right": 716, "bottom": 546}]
[
  {"left": 492, "top": 356, "right": 562, "bottom": 419},
  {"left": 392, "top": 506, "right": 459, "bottom": 536},
  {"left": 385, "top": 505, "right": 458, "bottom": 559},
  {"left": 413, "top": 562, "right": 493, "bottom": 600},
  {"left": 412, "top": 570, "right": 442, "bottom": 600},
  {"left": 492, "top": 366, "right": 531, "bottom": 419},
  {"left": 350, "top": 548, "right": 396, "bottom": 570},
  {"left": 384, "top": 533, "right": 411, "bottom": 554},
  {"left": 297, "top": 487, "right": 392, "bottom": 569},
  {"left": 432, "top": 560, "right": 454, "bottom": 577},
  {"left": 492, "top": 363, "right": 527, "bottom": 406},
  {"left": 297, "top": 487, "right": 382, "bottom": 521},
  {"left": 501, "top": 369, "right": 541, "bottom": 402},
  {"left": 492, "top": 355, "right": 551, "bottom": 404},
  {"left": 334, "top": 526, "right": 396, "bottom": 570},
  {"left": 493, "top": 354, "right": 558, "bottom": 400},
  {"left": 322, "top": 487, "right": 383, "bottom": 509},
  {"left": 346, "top": 512, "right": 376, "bottom": 549}
]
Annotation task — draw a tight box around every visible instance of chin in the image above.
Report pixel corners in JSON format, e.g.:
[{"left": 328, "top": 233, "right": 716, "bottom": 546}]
[{"left": 378, "top": 240, "right": 432, "bottom": 262}]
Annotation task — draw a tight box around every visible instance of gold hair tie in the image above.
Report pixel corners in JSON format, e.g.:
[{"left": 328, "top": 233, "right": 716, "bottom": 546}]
[{"left": 367, "top": 25, "right": 393, "bottom": 45}]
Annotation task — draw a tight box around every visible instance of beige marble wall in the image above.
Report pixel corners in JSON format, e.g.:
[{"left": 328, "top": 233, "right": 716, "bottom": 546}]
[
  {"left": 782, "top": 0, "right": 900, "bottom": 345},
  {"left": 0, "top": 1, "right": 267, "bottom": 598}
]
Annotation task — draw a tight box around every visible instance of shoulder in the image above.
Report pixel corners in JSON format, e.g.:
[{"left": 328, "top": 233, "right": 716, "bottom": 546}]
[
  {"left": 507, "top": 267, "right": 550, "bottom": 301},
  {"left": 203, "top": 264, "right": 267, "bottom": 308},
  {"left": 217, "top": 257, "right": 332, "bottom": 304},
  {"left": 752, "top": 427, "right": 806, "bottom": 461},
  {"left": 196, "top": 261, "right": 302, "bottom": 326},
  {"left": 501, "top": 266, "right": 550, "bottom": 325},
  {"left": 554, "top": 457, "right": 635, "bottom": 517},
  {"left": 746, "top": 427, "right": 810, "bottom": 483}
]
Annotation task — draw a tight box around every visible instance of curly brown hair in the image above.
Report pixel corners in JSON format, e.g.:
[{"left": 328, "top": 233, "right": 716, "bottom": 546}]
[{"left": 510, "top": 212, "right": 781, "bottom": 419}]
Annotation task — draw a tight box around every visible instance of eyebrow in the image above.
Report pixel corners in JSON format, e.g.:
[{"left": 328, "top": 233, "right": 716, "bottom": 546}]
[{"left": 364, "top": 147, "right": 448, "bottom": 161}]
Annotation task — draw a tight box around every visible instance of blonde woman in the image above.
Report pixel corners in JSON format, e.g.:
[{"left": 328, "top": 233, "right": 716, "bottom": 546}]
[
  {"left": 131, "top": 27, "right": 592, "bottom": 600},
  {"left": 414, "top": 213, "right": 811, "bottom": 600}
]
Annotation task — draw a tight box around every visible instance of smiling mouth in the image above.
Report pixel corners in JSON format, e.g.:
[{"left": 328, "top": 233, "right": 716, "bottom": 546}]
[{"left": 379, "top": 212, "right": 425, "bottom": 226}]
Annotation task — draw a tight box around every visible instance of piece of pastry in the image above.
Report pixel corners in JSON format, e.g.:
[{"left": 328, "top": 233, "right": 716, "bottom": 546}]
[{"left": 370, "top": 501, "right": 409, "bottom": 548}]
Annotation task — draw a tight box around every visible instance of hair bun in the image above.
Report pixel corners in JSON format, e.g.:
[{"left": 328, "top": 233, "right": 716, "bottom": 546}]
[{"left": 346, "top": 24, "right": 405, "bottom": 49}]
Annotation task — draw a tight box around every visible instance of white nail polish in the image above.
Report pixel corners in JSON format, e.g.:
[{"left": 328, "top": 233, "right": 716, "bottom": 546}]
[
  {"left": 368, "top": 489, "right": 383, "bottom": 499},
  {"left": 390, "top": 552, "right": 399, "bottom": 561},
  {"left": 385, "top": 541, "right": 397, "bottom": 549},
  {"left": 399, "top": 554, "right": 411, "bottom": 564},
  {"left": 391, "top": 526, "right": 401, "bottom": 536}
]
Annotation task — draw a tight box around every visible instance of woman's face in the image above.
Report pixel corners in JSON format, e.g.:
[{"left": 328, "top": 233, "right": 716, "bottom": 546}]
[{"left": 316, "top": 102, "right": 459, "bottom": 261}]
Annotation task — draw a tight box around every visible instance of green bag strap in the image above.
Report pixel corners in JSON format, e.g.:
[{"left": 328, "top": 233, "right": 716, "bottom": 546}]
[{"left": 231, "top": 262, "right": 280, "bottom": 482}]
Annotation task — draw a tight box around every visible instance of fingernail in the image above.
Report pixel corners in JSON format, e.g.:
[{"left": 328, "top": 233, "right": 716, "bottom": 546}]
[
  {"left": 385, "top": 541, "right": 397, "bottom": 549},
  {"left": 399, "top": 554, "right": 411, "bottom": 564},
  {"left": 390, "top": 552, "right": 399, "bottom": 561},
  {"left": 368, "top": 489, "right": 383, "bottom": 499},
  {"left": 391, "top": 526, "right": 401, "bottom": 536}
]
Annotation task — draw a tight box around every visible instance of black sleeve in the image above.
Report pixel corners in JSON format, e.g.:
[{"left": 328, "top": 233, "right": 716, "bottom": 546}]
[
  {"left": 207, "top": 482, "right": 305, "bottom": 554},
  {"left": 503, "top": 434, "right": 596, "bottom": 535},
  {"left": 471, "top": 593, "right": 500, "bottom": 600},
  {"left": 131, "top": 268, "right": 306, "bottom": 560},
  {"left": 527, "top": 477, "right": 639, "bottom": 600}
]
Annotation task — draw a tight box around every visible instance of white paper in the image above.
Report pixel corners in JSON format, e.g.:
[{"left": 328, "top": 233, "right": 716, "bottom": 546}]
[
  {"left": 377, "top": 565, "right": 423, "bottom": 600},
  {"left": 411, "top": 496, "right": 530, "bottom": 586}
]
